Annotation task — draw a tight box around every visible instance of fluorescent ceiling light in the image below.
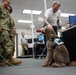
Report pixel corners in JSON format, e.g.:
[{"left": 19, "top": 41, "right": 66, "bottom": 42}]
[
  {"left": 18, "top": 20, "right": 32, "bottom": 23},
  {"left": 61, "top": 13, "right": 75, "bottom": 17},
  {"left": 23, "top": 9, "right": 42, "bottom": 15}
]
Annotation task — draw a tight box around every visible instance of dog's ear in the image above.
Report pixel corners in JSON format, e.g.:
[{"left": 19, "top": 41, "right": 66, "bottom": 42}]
[
  {"left": 45, "top": 29, "right": 51, "bottom": 38},
  {"left": 50, "top": 30, "right": 58, "bottom": 38},
  {"left": 45, "top": 29, "right": 58, "bottom": 38}
]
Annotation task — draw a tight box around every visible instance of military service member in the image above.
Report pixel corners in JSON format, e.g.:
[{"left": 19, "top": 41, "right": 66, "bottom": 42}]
[{"left": 0, "top": 0, "right": 22, "bottom": 66}]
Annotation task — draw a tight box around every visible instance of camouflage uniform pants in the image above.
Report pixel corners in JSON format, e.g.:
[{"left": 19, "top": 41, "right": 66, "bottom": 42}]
[
  {"left": 0, "top": 30, "right": 13, "bottom": 59},
  {"left": 10, "top": 35, "right": 15, "bottom": 56}
]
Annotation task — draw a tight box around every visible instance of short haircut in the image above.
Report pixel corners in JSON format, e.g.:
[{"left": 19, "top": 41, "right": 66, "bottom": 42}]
[
  {"left": 2, "top": 0, "right": 6, "bottom": 2},
  {"left": 2, "top": 0, "right": 11, "bottom": 2},
  {"left": 52, "top": 1, "right": 61, "bottom": 7}
]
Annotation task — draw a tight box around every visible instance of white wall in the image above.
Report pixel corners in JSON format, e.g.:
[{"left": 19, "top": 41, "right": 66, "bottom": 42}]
[{"left": 16, "top": 28, "right": 38, "bottom": 38}]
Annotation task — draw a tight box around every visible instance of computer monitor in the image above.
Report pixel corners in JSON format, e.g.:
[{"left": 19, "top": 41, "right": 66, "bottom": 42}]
[
  {"left": 69, "top": 16, "right": 76, "bottom": 27},
  {"left": 38, "top": 34, "right": 44, "bottom": 42},
  {"left": 34, "top": 38, "right": 38, "bottom": 42},
  {"left": 28, "top": 39, "right": 32, "bottom": 43}
]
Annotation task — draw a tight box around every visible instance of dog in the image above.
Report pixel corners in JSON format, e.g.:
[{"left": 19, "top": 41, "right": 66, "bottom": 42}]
[{"left": 41, "top": 26, "right": 76, "bottom": 67}]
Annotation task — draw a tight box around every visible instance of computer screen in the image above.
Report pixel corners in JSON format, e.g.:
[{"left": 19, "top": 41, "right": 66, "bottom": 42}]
[
  {"left": 28, "top": 38, "right": 38, "bottom": 43},
  {"left": 38, "top": 34, "right": 44, "bottom": 42},
  {"left": 34, "top": 38, "right": 38, "bottom": 42},
  {"left": 69, "top": 16, "right": 76, "bottom": 27},
  {"left": 28, "top": 39, "right": 32, "bottom": 43}
]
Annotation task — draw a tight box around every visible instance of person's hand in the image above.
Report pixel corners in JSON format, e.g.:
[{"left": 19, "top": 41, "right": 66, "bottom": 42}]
[{"left": 13, "top": 27, "right": 16, "bottom": 35}]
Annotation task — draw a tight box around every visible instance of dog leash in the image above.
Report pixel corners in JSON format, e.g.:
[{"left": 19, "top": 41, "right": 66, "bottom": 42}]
[{"left": 0, "top": 54, "right": 14, "bottom": 66}]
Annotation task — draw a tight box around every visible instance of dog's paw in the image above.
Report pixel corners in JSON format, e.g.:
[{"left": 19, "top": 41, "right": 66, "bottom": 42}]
[{"left": 51, "top": 63, "right": 66, "bottom": 67}]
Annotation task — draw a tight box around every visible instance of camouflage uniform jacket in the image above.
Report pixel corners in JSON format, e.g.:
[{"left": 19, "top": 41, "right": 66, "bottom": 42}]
[
  {"left": 0, "top": 5, "right": 10, "bottom": 31},
  {"left": 9, "top": 16, "right": 15, "bottom": 37}
]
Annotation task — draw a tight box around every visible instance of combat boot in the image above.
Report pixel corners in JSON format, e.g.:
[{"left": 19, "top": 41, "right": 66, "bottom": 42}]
[
  {"left": 0, "top": 62, "right": 5, "bottom": 66},
  {"left": 0, "top": 60, "right": 6, "bottom": 66},
  {"left": 8, "top": 55, "right": 22, "bottom": 65}
]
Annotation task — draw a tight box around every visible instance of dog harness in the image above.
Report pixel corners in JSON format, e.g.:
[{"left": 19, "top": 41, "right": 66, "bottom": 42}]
[{"left": 49, "top": 38, "right": 64, "bottom": 49}]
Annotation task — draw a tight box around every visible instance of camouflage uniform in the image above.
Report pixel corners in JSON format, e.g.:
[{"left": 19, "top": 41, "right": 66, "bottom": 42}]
[
  {"left": 0, "top": 46, "right": 3, "bottom": 55},
  {"left": 9, "top": 16, "right": 15, "bottom": 56},
  {"left": 0, "top": 5, "right": 13, "bottom": 59},
  {"left": 0, "top": 5, "right": 22, "bottom": 65}
]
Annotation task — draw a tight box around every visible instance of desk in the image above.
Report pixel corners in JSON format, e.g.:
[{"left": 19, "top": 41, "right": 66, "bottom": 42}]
[
  {"left": 61, "top": 26, "right": 76, "bottom": 61},
  {"left": 34, "top": 42, "right": 46, "bottom": 58},
  {"left": 28, "top": 43, "right": 33, "bottom": 55}
]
